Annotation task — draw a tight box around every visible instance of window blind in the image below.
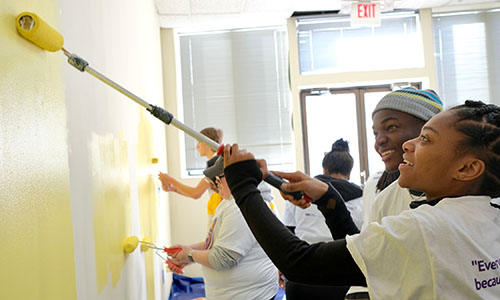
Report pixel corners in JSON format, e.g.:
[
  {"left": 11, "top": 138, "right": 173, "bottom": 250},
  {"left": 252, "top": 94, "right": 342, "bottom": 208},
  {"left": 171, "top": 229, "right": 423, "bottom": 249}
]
[
  {"left": 433, "top": 9, "right": 500, "bottom": 107},
  {"left": 179, "top": 27, "right": 294, "bottom": 174}
]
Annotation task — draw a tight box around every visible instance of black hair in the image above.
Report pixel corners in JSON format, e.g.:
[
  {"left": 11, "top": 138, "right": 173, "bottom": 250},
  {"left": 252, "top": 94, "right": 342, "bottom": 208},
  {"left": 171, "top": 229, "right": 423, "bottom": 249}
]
[
  {"left": 322, "top": 139, "right": 354, "bottom": 177},
  {"left": 450, "top": 100, "right": 500, "bottom": 198}
]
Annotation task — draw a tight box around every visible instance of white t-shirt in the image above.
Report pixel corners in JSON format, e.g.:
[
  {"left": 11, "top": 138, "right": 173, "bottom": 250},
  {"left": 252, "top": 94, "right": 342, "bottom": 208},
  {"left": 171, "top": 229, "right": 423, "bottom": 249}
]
[
  {"left": 367, "top": 179, "right": 417, "bottom": 224},
  {"left": 282, "top": 196, "right": 364, "bottom": 244},
  {"left": 345, "top": 196, "right": 364, "bottom": 230},
  {"left": 202, "top": 198, "right": 278, "bottom": 300},
  {"left": 347, "top": 195, "right": 500, "bottom": 300},
  {"left": 282, "top": 201, "right": 333, "bottom": 244},
  {"left": 361, "top": 171, "right": 383, "bottom": 231},
  {"left": 258, "top": 181, "right": 282, "bottom": 222},
  {"left": 348, "top": 171, "right": 383, "bottom": 295}
]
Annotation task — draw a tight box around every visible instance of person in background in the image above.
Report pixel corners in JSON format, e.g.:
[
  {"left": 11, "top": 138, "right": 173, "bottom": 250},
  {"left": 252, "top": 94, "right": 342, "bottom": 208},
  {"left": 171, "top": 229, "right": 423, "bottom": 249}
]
[
  {"left": 159, "top": 127, "right": 224, "bottom": 225},
  {"left": 222, "top": 100, "right": 500, "bottom": 299},
  {"left": 169, "top": 156, "right": 278, "bottom": 300},
  {"left": 282, "top": 138, "right": 362, "bottom": 300}
]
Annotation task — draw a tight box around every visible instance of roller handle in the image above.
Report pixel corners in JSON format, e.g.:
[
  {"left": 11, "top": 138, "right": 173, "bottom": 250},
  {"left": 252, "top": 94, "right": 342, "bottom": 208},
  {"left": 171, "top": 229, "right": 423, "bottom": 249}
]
[
  {"left": 265, "top": 173, "right": 306, "bottom": 201},
  {"left": 164, "top": 247, "right": 182, "bottom": 255},
  {"left": 216, "top": 145, "right": 306, "bottom": 200},
  {"left": 150, "top": 105, "right": 174, "bottom": 125},
  {"left": 63, "top": 51, "right": 306, "bottom": 201},
  {"left": 165, "top": 259, "right": 184, "bottom": 274}
]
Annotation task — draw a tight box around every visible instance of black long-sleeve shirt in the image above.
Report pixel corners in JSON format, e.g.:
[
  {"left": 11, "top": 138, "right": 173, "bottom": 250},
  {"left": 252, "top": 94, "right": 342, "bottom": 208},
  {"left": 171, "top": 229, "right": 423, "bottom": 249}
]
[{"left": 225, "top": 160, "right": 366, "bottom": 287}]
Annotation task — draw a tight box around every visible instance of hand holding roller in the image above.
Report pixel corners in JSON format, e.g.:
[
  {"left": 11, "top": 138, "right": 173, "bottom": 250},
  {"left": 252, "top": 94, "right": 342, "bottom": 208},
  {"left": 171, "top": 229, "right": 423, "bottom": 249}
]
[{"left": 15, "top": 12, "right": 306, "bottom": 201}]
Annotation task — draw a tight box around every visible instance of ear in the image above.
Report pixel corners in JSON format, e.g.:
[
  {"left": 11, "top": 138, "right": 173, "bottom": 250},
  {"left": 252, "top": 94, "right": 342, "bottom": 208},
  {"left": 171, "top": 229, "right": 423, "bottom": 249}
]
[{"left": 453, "top": 157, "right": 485, "bottom": 182}]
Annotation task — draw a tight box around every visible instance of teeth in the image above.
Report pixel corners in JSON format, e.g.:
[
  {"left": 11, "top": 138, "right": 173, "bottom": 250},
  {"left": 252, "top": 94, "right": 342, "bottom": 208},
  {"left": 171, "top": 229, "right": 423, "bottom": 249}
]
[
  {"left": 381, "top": 150, "right": 394, "bottom": 156},
  {"left": 403, "top": 159, "right": 413, "bottom": 166}
]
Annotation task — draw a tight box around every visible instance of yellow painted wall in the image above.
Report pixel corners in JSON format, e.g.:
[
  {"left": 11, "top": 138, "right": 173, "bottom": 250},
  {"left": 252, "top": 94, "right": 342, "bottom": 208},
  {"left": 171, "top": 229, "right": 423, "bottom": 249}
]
[
  {"left": 137, "top": 111, "right": 159, "bottom": 300},
  {"left": 1, "top": 0, "right": 170, "bottom": 299},
  {"left": 0, "top": 3, "right": 77, "bottom": 300},
  {"left": 90, "top": 133, "right": 131, "bottom": 292}
]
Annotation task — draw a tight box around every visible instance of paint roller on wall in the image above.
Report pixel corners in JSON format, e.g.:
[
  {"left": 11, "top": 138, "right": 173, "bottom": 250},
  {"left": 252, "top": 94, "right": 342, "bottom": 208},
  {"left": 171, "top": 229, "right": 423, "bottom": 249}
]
[
  {"left": 15, "top": 12, "right": 305, "bottom": 201},
  {"left": 123, "top": 236, "right": 184, "bottom": 274}
]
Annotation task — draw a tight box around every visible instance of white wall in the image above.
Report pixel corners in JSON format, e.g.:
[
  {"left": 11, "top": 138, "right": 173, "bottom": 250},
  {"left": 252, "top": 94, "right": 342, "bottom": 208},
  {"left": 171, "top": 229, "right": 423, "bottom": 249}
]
[{"left": 61, "top": 0, "right": 171, "bottom": 299}]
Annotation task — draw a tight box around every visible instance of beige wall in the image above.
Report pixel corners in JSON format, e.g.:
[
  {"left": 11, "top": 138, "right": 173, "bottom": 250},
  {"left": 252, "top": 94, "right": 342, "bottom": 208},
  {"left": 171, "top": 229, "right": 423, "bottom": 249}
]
[{"left": 1, "top": 0, "right": 171, "bottom": 299}]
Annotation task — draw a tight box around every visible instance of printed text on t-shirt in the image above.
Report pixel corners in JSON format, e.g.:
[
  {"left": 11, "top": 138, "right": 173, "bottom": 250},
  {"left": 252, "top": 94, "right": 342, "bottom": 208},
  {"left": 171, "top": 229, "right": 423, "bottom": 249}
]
[
  {"left": 471, "top": 259, "right": 500, "bottom": 291},
  {"left": 472, "top": 259, "right": 500, "bottom": 272}
]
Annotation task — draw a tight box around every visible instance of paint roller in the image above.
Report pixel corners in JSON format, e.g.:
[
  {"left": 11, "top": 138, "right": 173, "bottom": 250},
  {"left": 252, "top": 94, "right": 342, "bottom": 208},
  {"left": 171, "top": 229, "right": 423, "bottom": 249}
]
[
  {"left": 15, "top": 12, "right": 304, "bottom": 200},
  {"left": 123, "top": 236, "right": 184, "bottom": 273}
]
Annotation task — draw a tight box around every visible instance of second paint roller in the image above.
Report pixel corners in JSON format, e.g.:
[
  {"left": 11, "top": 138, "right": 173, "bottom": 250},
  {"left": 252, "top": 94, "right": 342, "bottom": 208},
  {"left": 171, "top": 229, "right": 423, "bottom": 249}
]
[{"left": 15, "top": 12, "right": 304, "bottom": 200}]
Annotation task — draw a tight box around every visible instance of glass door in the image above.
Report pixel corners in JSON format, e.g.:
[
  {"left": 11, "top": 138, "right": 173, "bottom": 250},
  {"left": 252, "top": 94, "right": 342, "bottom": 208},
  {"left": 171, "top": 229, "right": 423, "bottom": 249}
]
[{"left": 302, "top": 91, "right": 360, "bottom": 185}]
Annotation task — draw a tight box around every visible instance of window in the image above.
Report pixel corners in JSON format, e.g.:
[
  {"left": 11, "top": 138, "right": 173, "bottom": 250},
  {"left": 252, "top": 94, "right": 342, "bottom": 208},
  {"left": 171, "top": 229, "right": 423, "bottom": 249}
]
[
  {"left": 297, "top": 10, "right": 424, "bottom": 74},
  {"left": 179, "top": 27, "right": 294, "bottom": 175},
  {"left": 433, "top": 9, "right": 500, "bottom": 107}
]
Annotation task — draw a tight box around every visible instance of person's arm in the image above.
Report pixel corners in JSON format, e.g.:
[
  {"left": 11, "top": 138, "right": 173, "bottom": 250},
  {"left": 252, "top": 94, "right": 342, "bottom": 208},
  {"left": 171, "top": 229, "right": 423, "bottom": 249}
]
[
  {"left": 223, "top": 146, "right": 365, "bottom": 286},
  {"left": 170, "top": 243, "right": 242, "bottom": 271},
  {"left": 313, "top": 183, "right": 360, "bottom": 238},
  {"left": 158, "top": 172, "right": 210, "bottom": 199}
]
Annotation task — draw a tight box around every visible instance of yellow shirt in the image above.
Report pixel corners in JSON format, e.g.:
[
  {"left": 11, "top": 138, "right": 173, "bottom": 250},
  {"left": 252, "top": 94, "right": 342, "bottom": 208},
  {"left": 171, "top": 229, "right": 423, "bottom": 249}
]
[{"left": 207, "top": 192, "right": 223, "bottom": 215}]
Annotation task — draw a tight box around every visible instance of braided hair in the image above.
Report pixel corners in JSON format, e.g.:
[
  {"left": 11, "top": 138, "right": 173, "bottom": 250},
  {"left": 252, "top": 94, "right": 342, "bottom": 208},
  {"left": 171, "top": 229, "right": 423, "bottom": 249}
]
[
  {"left": 450, "top": 100, "right": 500, "bottom": 198},
  {"left": 322, "top": 138, "right": 354, "bottom": 177}
]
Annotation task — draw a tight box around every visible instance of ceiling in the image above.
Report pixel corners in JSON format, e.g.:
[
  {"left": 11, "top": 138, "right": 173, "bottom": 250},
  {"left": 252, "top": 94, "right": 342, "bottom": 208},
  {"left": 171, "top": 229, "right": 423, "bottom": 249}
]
[{"left": 156, "top": 0, "right": 500, "bottom": 30}]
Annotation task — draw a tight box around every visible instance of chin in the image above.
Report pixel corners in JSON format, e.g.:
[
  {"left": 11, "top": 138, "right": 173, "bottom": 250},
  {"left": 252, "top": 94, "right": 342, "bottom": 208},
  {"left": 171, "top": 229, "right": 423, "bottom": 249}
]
[
  {"left": 397, "top": 179, "right": 410, "bottom": 189},
  {"left": 397, "top": 173, "right": 417, "bottom": 190},
  {"left": 384, "top": 161, "right": 401, "bottom": 173}
]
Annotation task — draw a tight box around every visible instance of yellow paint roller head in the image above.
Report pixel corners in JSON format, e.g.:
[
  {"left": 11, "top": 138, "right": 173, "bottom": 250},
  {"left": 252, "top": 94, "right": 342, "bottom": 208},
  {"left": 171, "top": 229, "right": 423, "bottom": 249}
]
[
  {"left": 141, "top": 238, "right": 152, "bottom": 252},
  {"left": 16, "top": 12, "right": 64, "bottom": 52},
  {"left": 123, "top": 236, "right": 139, "bottom": 253}
]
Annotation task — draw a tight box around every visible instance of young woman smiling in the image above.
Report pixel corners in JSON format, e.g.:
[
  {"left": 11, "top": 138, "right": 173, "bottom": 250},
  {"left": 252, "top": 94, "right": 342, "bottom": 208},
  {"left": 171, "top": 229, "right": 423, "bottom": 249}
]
[{"left": 222, "top": 100, "right": 500, "bottom": 299}]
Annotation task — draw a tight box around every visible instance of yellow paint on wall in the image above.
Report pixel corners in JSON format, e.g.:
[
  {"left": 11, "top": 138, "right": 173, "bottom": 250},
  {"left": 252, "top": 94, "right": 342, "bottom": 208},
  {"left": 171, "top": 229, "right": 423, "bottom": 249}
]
[
  {"left": 0, "top": 4, "right": 77, "bottom": 300},
  {"left": 90, "top": 133, "right": 131, "bottom": 292},
  {"left": 137, "top": 111, "right": 159, "bottom": 300}
]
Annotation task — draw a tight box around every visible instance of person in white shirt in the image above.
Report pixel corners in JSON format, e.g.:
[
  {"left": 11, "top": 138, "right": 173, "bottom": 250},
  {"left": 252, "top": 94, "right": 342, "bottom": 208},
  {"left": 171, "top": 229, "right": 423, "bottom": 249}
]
[
  {"left": 356, "top": 88, "right": 444, "bottom": 298},
  {"left": 361, "top": 88, "right": 443, "bottom": 229},
  {"left": 222, "top": 100, "right": 500, "bottom": 300},
  {"left": 282, "top": 139, "right": 362, "bottom": 300},
  {"left": 169, "top": 156, "right": 278, "bottom": 300}
]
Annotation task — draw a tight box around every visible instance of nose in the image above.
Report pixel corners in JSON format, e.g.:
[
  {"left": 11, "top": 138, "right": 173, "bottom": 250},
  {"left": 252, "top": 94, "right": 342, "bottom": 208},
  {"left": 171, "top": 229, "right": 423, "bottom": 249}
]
[
  {"left": 375, "top": 133, "right": 388, "bottom": 149},
  {"left": 402, "top": 137, "right": 416, "bottom": 153}
]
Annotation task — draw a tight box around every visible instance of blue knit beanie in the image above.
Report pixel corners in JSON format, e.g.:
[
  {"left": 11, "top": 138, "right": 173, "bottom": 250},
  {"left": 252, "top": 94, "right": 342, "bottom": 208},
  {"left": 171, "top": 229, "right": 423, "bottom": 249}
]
[{"left": 372, "top": 88, "right": 444, "bottom": 121}]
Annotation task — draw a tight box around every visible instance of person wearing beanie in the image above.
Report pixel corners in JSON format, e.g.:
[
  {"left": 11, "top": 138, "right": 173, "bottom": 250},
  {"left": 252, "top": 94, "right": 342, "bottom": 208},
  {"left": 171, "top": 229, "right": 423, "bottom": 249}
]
[
  {"left": 362, "top": 87, "right": 443, "bottom": 223},
  {"left": 349, "top": 87, "right": 443, "bottom": 299},
  {"left": 168, "top": 155, "right": 279, "bottom": 300}
]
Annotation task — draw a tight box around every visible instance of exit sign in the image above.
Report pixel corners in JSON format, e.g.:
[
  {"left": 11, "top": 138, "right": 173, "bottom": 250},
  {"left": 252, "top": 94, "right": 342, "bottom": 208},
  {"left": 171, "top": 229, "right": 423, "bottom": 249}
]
[{"left": 351, "top": 2, "right": 381, "bottom": 27}]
